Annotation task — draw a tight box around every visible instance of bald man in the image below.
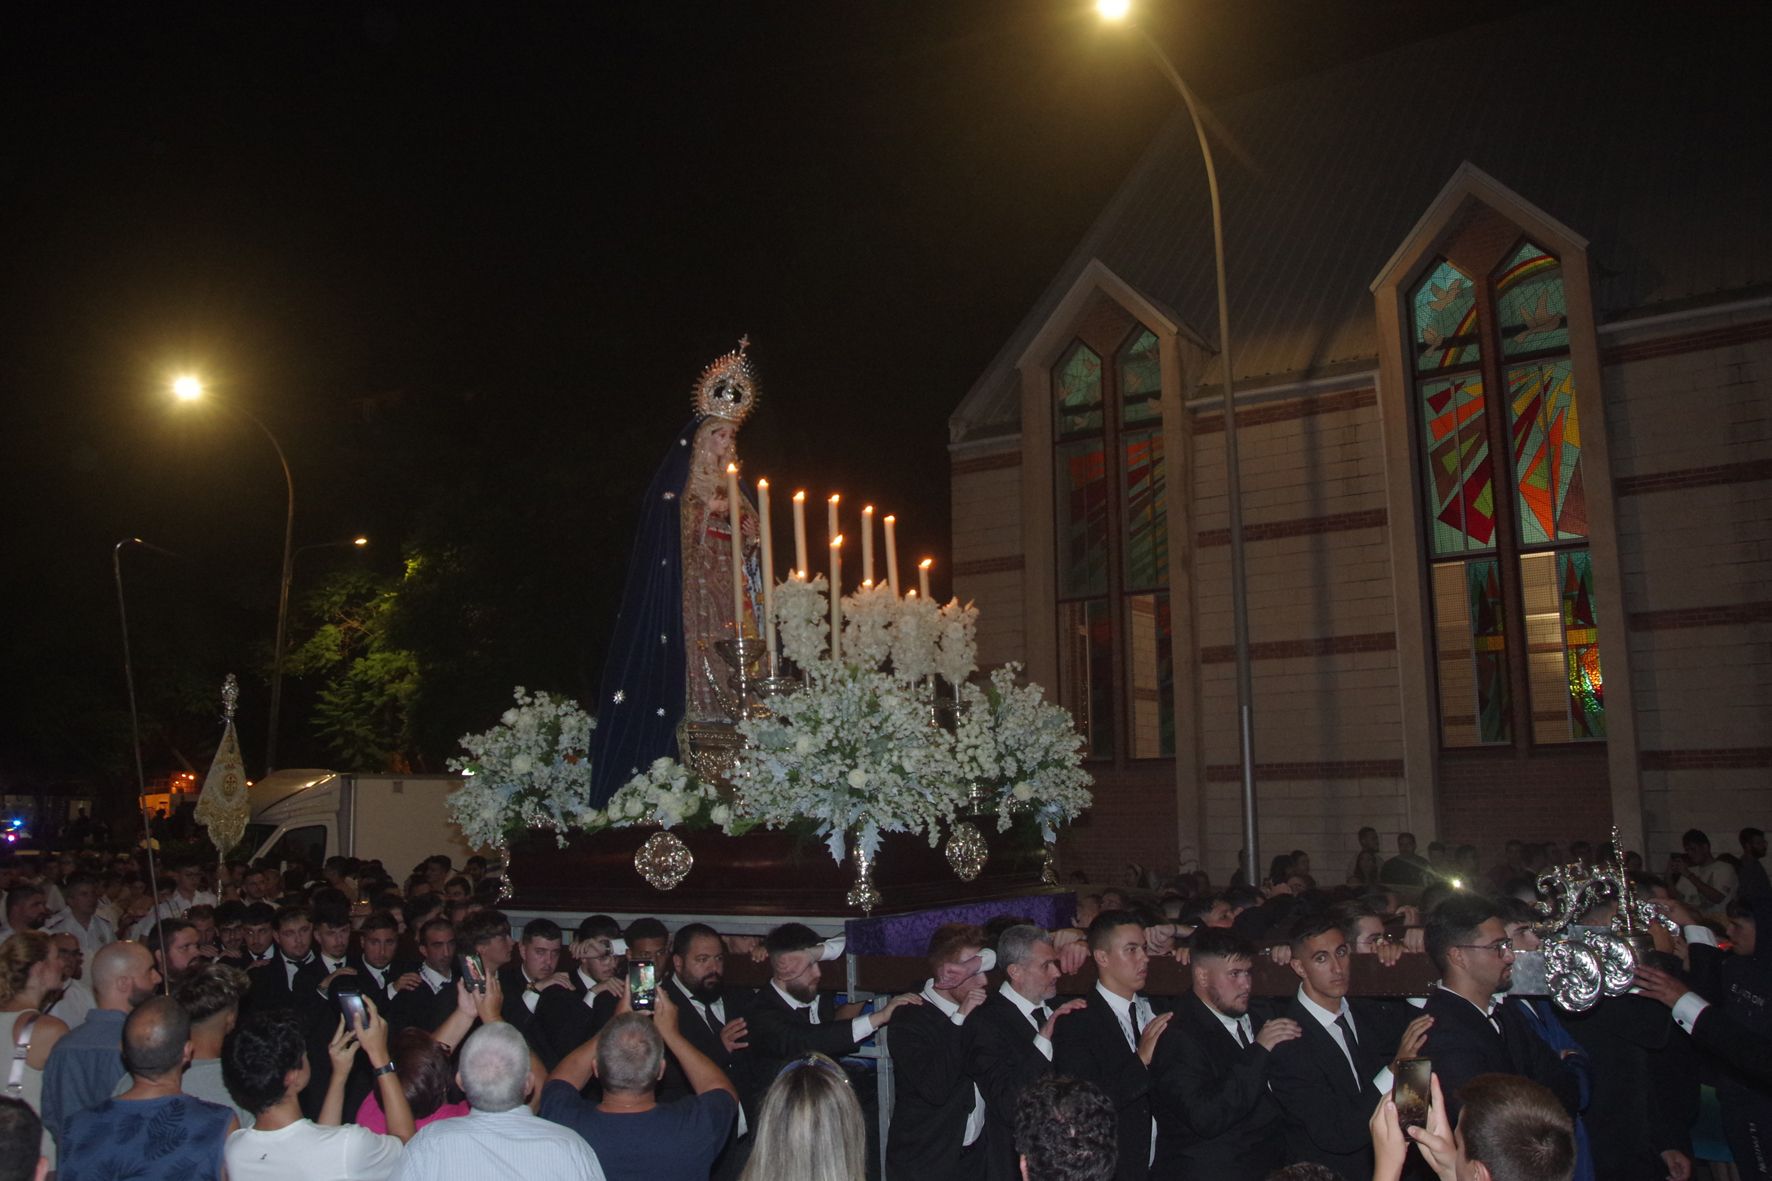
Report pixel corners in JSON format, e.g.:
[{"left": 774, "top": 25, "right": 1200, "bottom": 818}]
[
  {"left": 59, "top": 996, "right": 236, "bottom": 1179},
  {"left": 40, "top": 939, "right": 161, "bottom": 1147}
]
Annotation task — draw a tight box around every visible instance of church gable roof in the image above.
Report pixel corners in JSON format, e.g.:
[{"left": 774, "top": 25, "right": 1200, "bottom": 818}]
[{"left": 950, "top": 1, "right": 1772, "bottom": 443}]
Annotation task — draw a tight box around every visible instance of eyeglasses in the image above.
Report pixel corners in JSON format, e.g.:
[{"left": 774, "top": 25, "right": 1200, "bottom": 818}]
[
  {"left": 1453, "top": 940, "right": 1515, "bottom": 955},
  {"left": 774, "top": 1053, "right": 851, "bottom": 1084}
]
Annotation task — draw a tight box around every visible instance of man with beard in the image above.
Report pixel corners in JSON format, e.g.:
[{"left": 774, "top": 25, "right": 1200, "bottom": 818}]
[
  {"left": 661, "top": 923, "right": 749, "bottom": 1099},
  {"left": 1052, "top": 911, "right": 1173, "bottom": 1181},
  {"left": 1419, "top": 895, "right": 1580, "bottom": 1126},
  {"left": 735, "top": 922, "right": 921, "bottom": 1127},
  {"left": 964, "top": 925, "right": 1087, "bottom": 1181},
  {"left": 248, "top": 906, "right": 317, "bottom": 1011},
  {"left": 1267, "top": 916, "right": 1430, "bottom": 1180},
  {"left": 1150, "top": 928, "right": 1301, "bottom": 1180},
  {"left": 145, "top": 918, "right": 204, "bottom": 985},
  {"left": 355, "top": 912, "right": 419, "bottom": 1005},
  {"left": 40, "top": 940, "right": 162, "bottom": 1146}
]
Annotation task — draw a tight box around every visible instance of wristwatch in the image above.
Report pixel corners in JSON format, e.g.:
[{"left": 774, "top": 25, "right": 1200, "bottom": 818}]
[{"left": 371, "top": 1061, "right": 397, "bottom": 1078}]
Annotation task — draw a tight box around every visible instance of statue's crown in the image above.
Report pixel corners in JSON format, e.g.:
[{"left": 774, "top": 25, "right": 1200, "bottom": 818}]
[{"left": 693, "top": 336, "right": 758, "bottom": 425}]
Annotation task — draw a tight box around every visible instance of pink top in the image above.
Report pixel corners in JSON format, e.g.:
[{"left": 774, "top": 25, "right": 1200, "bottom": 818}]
[{"left": 354, "top": 1091, "right": 471, "bottom": 1134}]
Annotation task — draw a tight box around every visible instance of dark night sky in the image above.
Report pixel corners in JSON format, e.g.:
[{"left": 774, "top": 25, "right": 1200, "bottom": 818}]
[{"left": 0, "top": 1, "right": 1550, "bottom": 786}]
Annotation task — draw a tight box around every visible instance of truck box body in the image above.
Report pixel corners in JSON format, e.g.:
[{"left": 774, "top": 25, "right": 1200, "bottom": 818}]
[{"left": 245, "top": 769, "right": 479, "bottom": 880}]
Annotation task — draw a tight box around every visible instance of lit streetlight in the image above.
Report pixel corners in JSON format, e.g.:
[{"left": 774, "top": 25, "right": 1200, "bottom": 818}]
[
  {"left": 1096, "top": 0, "right": 1261, "bottom": 881},
  {"left": 171, "top": 374, "right": 298, "bottom": 776}
]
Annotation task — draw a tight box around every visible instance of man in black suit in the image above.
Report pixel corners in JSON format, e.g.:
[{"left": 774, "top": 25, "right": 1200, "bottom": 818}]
[
  {"left": 534, "top": 916, "right": 625, "bottom": 1070},
  {"left": 1268, "top": 915, "right": 1431, "bottom": 1180},
  {"left": 387, "top": 916, "right": 460, "bottom": 1033},
  {"left": 887, "top": 923, "right": 991, "bottom": 1181},
  {"left": 497, "top": 917, "right": 578, "bottom": 1053},
  {"left": 965, "top": 924, "right": 1086, "bottom": 1181},
  {"left": 735, "top": 922, "right": 921, "bottom": 1126},
  {"left": 1051, "top": 911, "right": 1173, "bottom": 1181},
  {"left": 662, "top": 922, "right": 750, "bottom": 1097},
  {"left": 1419, "top": 895, "right": 1580, "bottom": 1125},
  {"left": 352, "top": 911, "right": 420, "bottom": 1006},
  {"left": 1149, "top": 927, "right": 1300, "bottom": 1180},
  {"left": 247, "top": 904, "right": 317, "bottom": 1013}
]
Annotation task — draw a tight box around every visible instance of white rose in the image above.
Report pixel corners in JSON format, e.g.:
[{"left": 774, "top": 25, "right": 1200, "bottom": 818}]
[
  {"left": 501, "top": 709, "right": 519, "bottom": 726},
  {"left": 847, "top": 768, "right": 870, "bottom": 790},
  {"left": 710, "top": 804, "right": 732, "bottom": 827},
  {"left": 1012, "top": 781, "right": 1034, "bottom": 802},
  {"left": 510, "top": 753, "right": 534, "bottom": 775},
  {"left": 794, "top": 734, "right": 818, "bottom": 756}
]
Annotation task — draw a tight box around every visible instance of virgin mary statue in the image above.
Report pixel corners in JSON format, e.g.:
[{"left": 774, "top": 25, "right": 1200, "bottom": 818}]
[{"left": 586, "top": 340, "right": 764, "bottom": 806}]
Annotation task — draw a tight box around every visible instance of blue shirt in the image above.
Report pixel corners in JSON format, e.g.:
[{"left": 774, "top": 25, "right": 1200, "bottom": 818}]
[
  {"left": 60, "top": 1093, "right": 233, "bottom": 1181},
  {"left": 539, "top": 1080, "right": 736, "bottom": 1181},
  {"left": 40, "top": 1007, "right": 126, "bottom": 1145}
]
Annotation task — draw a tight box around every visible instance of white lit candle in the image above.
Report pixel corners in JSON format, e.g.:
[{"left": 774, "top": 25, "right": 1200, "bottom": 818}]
[
  {"left": 829, "top": 536, "right": 843, "bottom": 664},
  {"left": 861, "top": 504, "right": 875, "bottom": 586},
  {"left": 792, "top": 491, "right": 808, "bottom": 578},
  {"left": 757, "top": 478, "right": 777, "bottom": 671},
  {"left": 726, "top": 464, "right": 746, "bottom": 637},
  {"left": 884, "top": 514, "right": 900, "bottom": 596},
  {"left": 827, "top": 494, "right": 841, "bottom": 548},
  {"left": 918, "top": 557, "right": 933, "bottom": 601}
]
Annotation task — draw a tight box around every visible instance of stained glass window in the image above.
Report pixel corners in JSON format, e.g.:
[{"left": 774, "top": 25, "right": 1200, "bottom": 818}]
[
  {"left": 1058, "top": 599, "right": 1115, "bottom": 760},
  {"left": 1519, "top": 551, "right": 1606, "bottom": 743},
  {"left": 1120, "top": 330, "right": 1161, "bottom": 426},
  {"left": 1506, "top": 359, "right": 1587, "bottom": 544},
  {"left": 1055, "top": 345, "right": 1103, "bottom": 437},
  {"left": 1123, "top": 430, "right": 1166, "bottom": 591},
  {"left": 1057, "top": 441, "right": 1109, "bottom": 597},
  {"left": 1420, "top": 374, "right": 1496, "bottom": 555},
  {"left": 1126, "top": 592, "right": 1174, "bottom": 757},
  {"left": 1494, "top": 242, "right": 1570, "bottom": 357},
  {"left": 1432, "top": 558, "right": 1512, "bottom": 746},
  {"left": 1411, "top": 259, "right": 1481, "bottom": 373}
]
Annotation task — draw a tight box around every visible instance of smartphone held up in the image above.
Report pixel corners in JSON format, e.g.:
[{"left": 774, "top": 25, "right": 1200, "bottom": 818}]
[
  {"left": 629, "top": 960, "right": 658, "bottom": 1012},
  {"left": 1393, "top": 1057, "right": 1433, "bottom": 1131},
  {"left": 337, "top": 989, "right": 370, "bottom": 1032}
]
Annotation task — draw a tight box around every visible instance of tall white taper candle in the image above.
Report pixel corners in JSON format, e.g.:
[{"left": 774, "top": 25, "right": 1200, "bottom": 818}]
[
  {"left": 829, "top": 536, "right": 843, "bottom": 665},
  {"left": 726, "top": 464, "right": 746, "bottom": 636},
  {"left": 792, "top": 491, "right": 808, "bottom": 578},
  {"left": 883, "top": 514, "right": 900, "bottom": 596},
  {"left": 757, "top": 478, "right": 777, "bottom": 671},
  {"left": 861, "top": 504, "right": 875, "bottom": 586}
]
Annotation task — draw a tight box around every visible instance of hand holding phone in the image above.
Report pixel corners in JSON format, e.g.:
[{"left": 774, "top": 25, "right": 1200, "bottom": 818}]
[
  {"left": 1393, "top": 1057, "right": 1433, "bottom": 1131},
  {"left": 460, "top": 953, "right": 488, "bottom": 994},
  {"left": 337, "top": 989, "right": 370, "bottom": 1032},
  {"left": 628, "top": 960, "right": 658, "bottom": 1012}
]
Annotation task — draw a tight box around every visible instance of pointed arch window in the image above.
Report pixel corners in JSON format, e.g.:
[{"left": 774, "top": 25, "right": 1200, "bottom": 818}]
[
  {"left": 1054, "top": 326, "right": 1173, "bottom": 761},
  {"left": 1412, "top": 231, "right": 1604, "bottom": 748}
]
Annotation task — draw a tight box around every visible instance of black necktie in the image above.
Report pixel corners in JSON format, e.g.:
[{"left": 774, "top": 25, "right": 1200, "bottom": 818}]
[
  {"left": 1030, "top": 1005, "right": 1048, "bottom": 1032},
  {"left": 1236, "top": 1020, "right": 1251, "bottom": 1048},
  {"left": 1335, "top": 1012, "right": 1359, "bottom": 1051}
]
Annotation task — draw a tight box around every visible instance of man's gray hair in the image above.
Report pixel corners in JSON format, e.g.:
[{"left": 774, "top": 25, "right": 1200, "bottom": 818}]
[
  {"left": 596, "top": 1013, "right": 664, "bottom": 1093},
  {"left": 458, "top": 1022, "right": 531, "bottom": 1112},
  {"left": 997, "top": 924, "right": 1053, "bottom": 970}
]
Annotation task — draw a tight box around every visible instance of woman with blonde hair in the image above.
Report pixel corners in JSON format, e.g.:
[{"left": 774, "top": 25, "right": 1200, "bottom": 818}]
[
  {"left": 1, "top": 931, "right": 72, "bottom": 1167},
  {"left": 740, "top": 1053, "right": 867, "bottom": 1181}
]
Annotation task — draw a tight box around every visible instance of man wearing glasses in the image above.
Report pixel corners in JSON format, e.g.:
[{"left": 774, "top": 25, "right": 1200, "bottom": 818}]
[{"left": 1418, "top": 895, "right": 1581, "bottom": 1126}]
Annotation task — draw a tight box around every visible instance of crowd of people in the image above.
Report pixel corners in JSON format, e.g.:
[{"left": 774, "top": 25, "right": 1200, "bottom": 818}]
[{"left": 0, "top": 821, "right": 1767, "bottom": 1181}]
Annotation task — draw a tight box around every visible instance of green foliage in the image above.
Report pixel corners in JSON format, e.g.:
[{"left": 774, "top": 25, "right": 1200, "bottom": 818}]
[{"left": 288, "top": 567, "right": 422, "bottom": 771}]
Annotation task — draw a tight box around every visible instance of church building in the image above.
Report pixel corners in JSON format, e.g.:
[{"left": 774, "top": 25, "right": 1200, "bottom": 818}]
[{"left": 947, "top": 3, "right": 1772, "bottom": 883}]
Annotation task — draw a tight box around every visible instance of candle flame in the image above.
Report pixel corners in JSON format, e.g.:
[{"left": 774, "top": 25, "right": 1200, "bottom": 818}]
[
  {"left": 907, "top": 589, "right": 918, "bottom": 599},
  {"left": 919, "top": 558, "right": 933, "bottom": 570},
  {"left": 828, "top": 494, "right": 841, "bottom": 505},
  {"left": 793, "top": 490, "right": 806, "bottom": 502},
  {"left": 757, "top": 477, "right": 769, "bottom": 489},
  {"left": 862, "top": 578, "right": 873, "bottom": 587},
  {"left": 831, "top": 535, "right": 844, "bottom": 547},
  {"left": 863, "top": 504, "right": 874, "bottom": 515},
  {"left": 883, "top": 514, "right": 895, "bottom": 524},
  {"left": 726, "top": 462, "right": 738, "bottom": 473}
]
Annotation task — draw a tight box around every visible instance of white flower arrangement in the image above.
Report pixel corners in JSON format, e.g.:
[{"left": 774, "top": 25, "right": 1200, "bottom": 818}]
[
  {"left": 954, "top": 664, "right": 1094, "bottom": 841},
  {"left": 736, "top": 665, "right": 966, "bottom": 862},
  {"left": 446, "top": 687, "right": 599, "bottom": 849},
  {"left": 604, "top": 757, "right": 753, "bottom": 835}
]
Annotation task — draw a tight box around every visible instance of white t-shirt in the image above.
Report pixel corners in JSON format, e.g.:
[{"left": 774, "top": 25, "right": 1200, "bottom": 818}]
[
  {"left": 1678, "top": 859, "right": 1739, "bottom": 911},
  {"left": 224, "top": 1118, "right": 402, "bottom": 1181}
]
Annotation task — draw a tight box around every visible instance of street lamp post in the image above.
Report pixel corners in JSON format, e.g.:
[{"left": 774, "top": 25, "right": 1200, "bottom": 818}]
[
  {"left": 173, "top": 377, "right": 297, "bottom": 776},
  {"left": 1098, "top": 1, "right": 1260, "bottom": 883}
]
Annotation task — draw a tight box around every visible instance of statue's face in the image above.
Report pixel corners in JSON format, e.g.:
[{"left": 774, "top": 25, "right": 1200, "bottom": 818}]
[{"left": 706, "top": 422, "right": 736, "bottom": 463}]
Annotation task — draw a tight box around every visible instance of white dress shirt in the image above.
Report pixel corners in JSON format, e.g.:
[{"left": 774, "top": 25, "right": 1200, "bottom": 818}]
[
  {"left": 1204, "top": 1000, "right": 1256, "bottom": 1047},
  {"left": 919, "top": 979, "right": 987, "bottom": 1146},
  {"left": 47, "top": 976, "right": 95, "bottom": 1029},
  {"left": 389, "top": 1104, "right": 606, "bottom": 1181},
  {"left": 420, "top": 963, "right": 453, "bottom": 994},
  {"left": 1295, "top": 987, "right": 1395, "bottom": 1093},
  {"left": 769, "top": 980, "right": 877, "bottom": 1045},
  {"left": 44, "top": 910, "right": 115, "bottom": 958},
  {"left": 997, "top": 981, "right": 1054, "bottom": 1061},
  {"left": 130, "top": 890, "right": 218, "bottom": 938}
]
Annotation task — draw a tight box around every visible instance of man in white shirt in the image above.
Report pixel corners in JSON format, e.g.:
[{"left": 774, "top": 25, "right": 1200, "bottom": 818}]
[
  {"left": 223, "top": 998, "right": 414, "bottom": 1180},
  {"left": 129, "top": 861, "right": 217, "bottom": 938},
  {"left": 1674, "top": 828, "right": 1739, "bottom": 914},
  {"left": 44, "top": 872, "right": 115, "bottom": 958},
  {"left": 392, "top": 1021, "right": 606, "bottom": 1181},
  {"left": 46, "top": 931, "right": 97, "bottom": 1029}
]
